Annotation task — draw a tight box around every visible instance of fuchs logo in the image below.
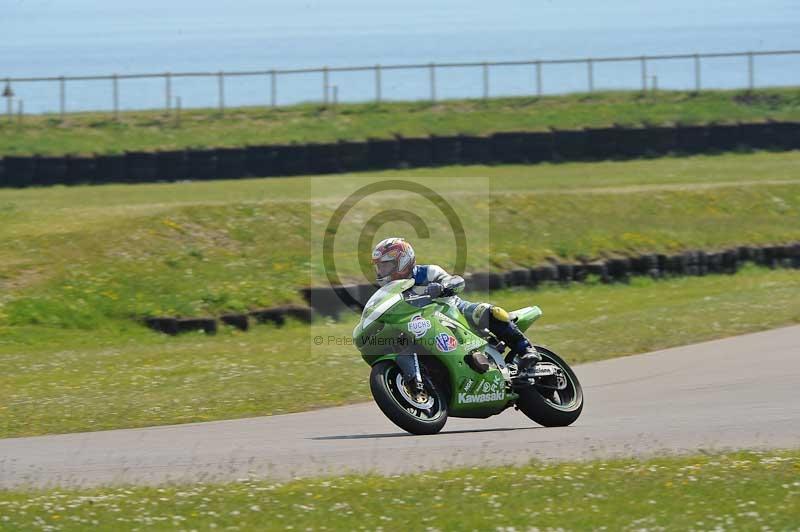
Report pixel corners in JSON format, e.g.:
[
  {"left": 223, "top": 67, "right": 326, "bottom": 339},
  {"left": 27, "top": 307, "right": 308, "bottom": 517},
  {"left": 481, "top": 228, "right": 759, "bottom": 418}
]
[
  {"left": 434, "top": 333, "right": 458, "bottom": 352},
  {"left": 457, "top": 391, "right": 505, "bottom": 404},
  {"left": 407, "top": 315, "right": 432, "bottom": 338}
]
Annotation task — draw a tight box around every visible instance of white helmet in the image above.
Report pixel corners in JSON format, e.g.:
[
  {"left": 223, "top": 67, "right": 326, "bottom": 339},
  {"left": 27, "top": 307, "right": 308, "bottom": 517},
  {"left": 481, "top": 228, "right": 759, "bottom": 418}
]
[{"left": 371, "top": 237, "right": 416, "bottom": 286}]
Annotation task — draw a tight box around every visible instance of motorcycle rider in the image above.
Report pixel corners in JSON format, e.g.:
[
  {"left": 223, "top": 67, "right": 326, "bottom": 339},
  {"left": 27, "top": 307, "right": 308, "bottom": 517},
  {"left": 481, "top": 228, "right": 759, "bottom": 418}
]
[{"left": 371, "top": 237, "right": 541, "bottom": 372}]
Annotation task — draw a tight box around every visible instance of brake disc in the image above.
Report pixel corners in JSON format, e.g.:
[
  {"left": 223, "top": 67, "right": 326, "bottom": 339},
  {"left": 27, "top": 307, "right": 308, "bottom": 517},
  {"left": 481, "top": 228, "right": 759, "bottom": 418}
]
[{"left": 395, "top": 373, "right": 434, "bottom": 409}]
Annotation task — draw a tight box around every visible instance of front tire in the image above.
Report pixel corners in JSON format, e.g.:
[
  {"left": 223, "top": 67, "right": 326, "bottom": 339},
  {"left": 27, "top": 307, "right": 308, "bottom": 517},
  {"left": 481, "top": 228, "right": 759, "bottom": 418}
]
[
  {"left": 369, "top": 360, "right": 448, "bottom": 435},
  {"left": 516, "top": 346, "right": 583, "bottom": 427}
]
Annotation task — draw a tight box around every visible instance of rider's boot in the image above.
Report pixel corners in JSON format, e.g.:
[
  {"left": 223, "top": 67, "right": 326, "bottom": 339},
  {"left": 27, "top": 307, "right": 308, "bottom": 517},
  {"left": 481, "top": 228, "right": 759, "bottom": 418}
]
[
  {"left": 462, "top": 302, "right": 542, "bottom": 376},
  {"left": 487, "top": 307, "right": 541, "bottom": 373},
  {"left": 516, "top": 346, "right": 541, "bottom": 372}
]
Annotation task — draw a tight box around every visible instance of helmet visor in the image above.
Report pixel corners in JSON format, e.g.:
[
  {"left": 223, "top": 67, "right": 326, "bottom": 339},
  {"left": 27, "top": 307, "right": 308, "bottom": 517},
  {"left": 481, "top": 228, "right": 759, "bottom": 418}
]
[{"left": 375, "top": 259, "right": 397, "bottom": 278}]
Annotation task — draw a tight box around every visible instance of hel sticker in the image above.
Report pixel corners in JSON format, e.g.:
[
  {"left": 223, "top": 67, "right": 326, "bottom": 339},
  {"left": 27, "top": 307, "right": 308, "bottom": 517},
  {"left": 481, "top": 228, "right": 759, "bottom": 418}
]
[
  {"left": 477, "top": 376, "right": 504, "bottom": 394},
  {"left": 407, "top": 315, "right": 432, "bottom": 338},
  {"left": 436, "top": 316, "right": 460, "bottom": 330},
  {"left": 462, "top": 378, "right": 475, "bottom": 392},
  {"left": 434, "top": 332, "right": 458, "bottom": 352},
  {"left": 462, "top": 339, "right": 484, "bottom": 352}
]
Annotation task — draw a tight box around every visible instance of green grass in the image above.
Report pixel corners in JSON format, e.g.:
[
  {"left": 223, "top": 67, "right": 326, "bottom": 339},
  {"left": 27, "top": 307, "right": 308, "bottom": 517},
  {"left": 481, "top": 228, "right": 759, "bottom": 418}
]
[
  {"left": 1, "top": 152, "right": 799, "bottom": 328},
  {"left": 1, "top": 151, "right": 798, "bottom": 438},
  {"left": 1, "top": 450, "right": 798, "bottom": 530},
  {"left": 2, "top": 88, "right": 800, "bottom": 155},
  {"left": 2, "top": 266, "right": 798, "bottom": 438}
]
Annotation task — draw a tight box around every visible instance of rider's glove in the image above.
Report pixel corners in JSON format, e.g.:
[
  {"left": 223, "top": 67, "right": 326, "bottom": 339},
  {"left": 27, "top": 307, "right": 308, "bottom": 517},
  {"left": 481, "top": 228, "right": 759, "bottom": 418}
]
[{"left": 426, "top": 282, "right": 444, "bottom": 298}]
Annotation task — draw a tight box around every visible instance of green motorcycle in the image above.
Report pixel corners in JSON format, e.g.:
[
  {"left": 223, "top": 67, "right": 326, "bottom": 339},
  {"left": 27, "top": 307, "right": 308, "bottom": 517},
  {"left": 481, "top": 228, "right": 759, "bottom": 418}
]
[{"left": 353, "top": 278, "right": 584, "bottom": 435}]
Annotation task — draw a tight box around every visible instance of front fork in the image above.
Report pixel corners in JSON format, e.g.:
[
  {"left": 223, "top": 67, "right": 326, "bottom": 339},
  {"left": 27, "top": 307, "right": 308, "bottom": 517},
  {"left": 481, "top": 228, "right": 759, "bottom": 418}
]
[{"left": 396, "top": 352, "right": 424, "bottom": 391}]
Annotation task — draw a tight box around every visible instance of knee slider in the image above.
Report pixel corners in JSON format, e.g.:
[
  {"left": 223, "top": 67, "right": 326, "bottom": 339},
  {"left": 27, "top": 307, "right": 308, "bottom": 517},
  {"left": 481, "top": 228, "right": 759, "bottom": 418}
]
[{"left": 490, "top": 306, "right": 510, "bottom": 323}]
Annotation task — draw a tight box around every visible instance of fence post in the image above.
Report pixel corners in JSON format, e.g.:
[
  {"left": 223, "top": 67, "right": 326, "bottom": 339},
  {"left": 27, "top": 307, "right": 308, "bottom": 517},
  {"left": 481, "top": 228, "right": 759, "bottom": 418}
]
[
  {"left": 17, "top": 99, "right": 23, "bottom": 124},
  {"left": 270, "top": 70, "right": 277, "bottom": 107},
  {"left": 175, "top": 96, "right": 181, "bottom": 127},
  {"left": 429, "top": 63, "right": 436, "bottom": 102},
  {"left": 4, "top": 79, "right": 12, "bottom": 122},
  {"left": 587, "top": 58, "right": 594, "bottom": 93},
  {"left": 640, "top": 57, "right": 647, "bottom": 92},
  {"left": 482, "top": 62, "right": 489, "bottom": 100},
  {"left": 59, "top": 76, "right": 66, "bottom": 120},
  {"left": 694, "top": 54, "right": 701, "bottom": 92},
  {"left": 375, "top": 64, "right": 382, "bottom": 103},
  {"left": 535, "top": 61, "right": 542, "bottom": 96},
  {"left": 218, "top": 71, "right": 225, "bottom": 115},
  {"left": 323, "top": 66, "right": 329, "bottom": 105},
  {"left": 333, "top": 85, "right": 338, "bottom": 106},
  {"left": 747, "top": 52, "right": 755, "bottom": 90},
  {"left": 165, "top": 72, "right": 172, "bottom": 113},
  {"left": 112, "top": 74, "right": 119, "bottom": 121}
]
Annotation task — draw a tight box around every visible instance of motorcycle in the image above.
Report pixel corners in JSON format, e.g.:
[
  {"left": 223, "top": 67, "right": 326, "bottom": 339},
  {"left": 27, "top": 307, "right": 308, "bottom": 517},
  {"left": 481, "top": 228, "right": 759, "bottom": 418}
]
[{"left": 353, "top": 278, "right": 584, "bottom": 435}]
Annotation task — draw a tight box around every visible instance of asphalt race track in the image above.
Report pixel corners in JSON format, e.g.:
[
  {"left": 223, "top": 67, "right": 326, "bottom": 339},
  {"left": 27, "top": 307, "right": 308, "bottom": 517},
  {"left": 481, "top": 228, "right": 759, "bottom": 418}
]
[{"left": 1, "top": 326, "right": 798, "bottom": 489}]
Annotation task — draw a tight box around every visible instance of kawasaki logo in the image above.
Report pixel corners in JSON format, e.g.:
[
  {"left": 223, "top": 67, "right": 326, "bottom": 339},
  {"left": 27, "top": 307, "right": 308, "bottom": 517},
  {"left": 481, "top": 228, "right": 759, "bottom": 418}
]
[{"left": 457, "top": 391, "right": 505, "bottom": 404}]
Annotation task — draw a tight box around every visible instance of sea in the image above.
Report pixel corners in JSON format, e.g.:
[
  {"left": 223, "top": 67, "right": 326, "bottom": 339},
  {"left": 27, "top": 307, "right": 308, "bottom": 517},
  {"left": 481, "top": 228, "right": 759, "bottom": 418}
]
[{"left": 3, "top": 0, "right": 800, "bottom": 113}]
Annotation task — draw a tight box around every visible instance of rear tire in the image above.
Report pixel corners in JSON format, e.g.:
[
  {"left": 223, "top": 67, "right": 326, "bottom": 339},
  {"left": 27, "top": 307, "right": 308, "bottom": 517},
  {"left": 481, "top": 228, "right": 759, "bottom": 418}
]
[
  {"left": 369, "top": 360, "right": 448, "bottom": 435},
  {"left": 516, "top": 346, "right": 583, "bottom": 427}
]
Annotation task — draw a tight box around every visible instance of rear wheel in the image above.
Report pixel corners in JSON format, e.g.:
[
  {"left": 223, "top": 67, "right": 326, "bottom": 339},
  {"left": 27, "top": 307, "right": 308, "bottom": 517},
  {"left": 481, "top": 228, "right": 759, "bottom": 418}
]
[
  {"left": 516, "top": 346, "right": 583, "bottom": 427},
  {"left": 369, "top": 360, "right": 448, "bottom": 435}
]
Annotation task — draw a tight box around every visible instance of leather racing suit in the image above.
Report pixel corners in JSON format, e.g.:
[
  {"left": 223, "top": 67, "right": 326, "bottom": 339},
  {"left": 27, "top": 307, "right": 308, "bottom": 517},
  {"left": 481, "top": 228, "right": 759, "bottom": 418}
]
[{"left": 409, "top": 264, "right": 534, "bottom": 358}]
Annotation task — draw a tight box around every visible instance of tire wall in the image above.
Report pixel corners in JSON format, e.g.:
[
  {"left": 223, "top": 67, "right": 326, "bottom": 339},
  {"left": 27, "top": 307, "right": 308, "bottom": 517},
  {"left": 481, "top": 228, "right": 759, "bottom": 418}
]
[
  {"left": 301, "top": 242, "right": 800, "bottom": 317},
  {"left": 3, "top": 121, "right": 799, "bottom": 187},
  {"left": 148, "top": 242, "right": 800, "bottom": 333}
]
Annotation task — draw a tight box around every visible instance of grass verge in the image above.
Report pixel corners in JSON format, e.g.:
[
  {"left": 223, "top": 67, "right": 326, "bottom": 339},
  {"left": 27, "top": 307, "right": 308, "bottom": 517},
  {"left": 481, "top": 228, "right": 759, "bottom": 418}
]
[
  {"left": 2, "top": 88, "right": 800, "bottom": 155},
  {"left": 1, "top": 450, "right": 798, "bottom": 530},
  {"left": 1, "top": 152, "right": 799, "bottom": 327},
  {"left": 1, "top": 266, "right": 798, "bottom": 438}
]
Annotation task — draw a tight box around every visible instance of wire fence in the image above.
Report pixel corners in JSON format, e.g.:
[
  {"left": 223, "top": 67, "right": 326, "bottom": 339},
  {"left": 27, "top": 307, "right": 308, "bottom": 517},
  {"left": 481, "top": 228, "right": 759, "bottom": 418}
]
[{"left": 2, "top": 49, "right": 799, "bottom": 119}]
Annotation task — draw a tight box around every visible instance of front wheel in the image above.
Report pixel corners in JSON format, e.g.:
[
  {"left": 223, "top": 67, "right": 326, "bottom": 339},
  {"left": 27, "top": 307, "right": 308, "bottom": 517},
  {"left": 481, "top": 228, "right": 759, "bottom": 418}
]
[
  {"left": 516, "top": 346, "right": 583, "bottom": 427},
  {"left": 369, "top": 360, "right": 448, "bottom": 435}
]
